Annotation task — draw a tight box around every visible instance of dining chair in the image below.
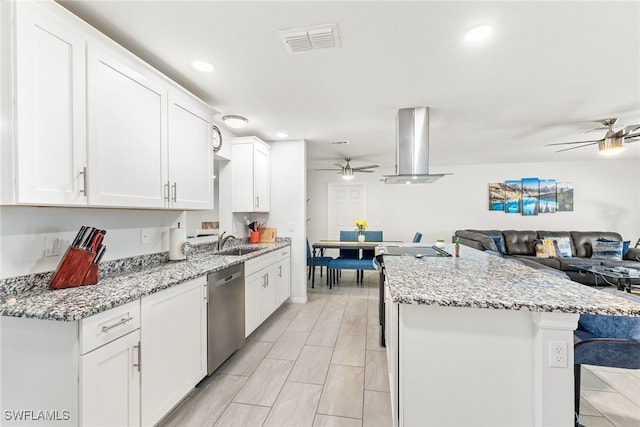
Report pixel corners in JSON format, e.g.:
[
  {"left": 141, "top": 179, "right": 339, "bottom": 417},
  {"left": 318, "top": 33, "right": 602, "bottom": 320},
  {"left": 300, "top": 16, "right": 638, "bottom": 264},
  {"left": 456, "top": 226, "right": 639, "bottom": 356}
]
[
  {"left": 306, "top": 238, "right": 333, "bottom": 288},
  {"left": 413, "top": 232, "right": 422, "bottom": 243},
  {"left": 360, "top": 231, "right": 383, "bottom": 282},
  {"left": 329, "top": 230, "right": 382, "bottom": 286},
  {"left": 573, "top": 288, "right": 640, "bottom": 426}
]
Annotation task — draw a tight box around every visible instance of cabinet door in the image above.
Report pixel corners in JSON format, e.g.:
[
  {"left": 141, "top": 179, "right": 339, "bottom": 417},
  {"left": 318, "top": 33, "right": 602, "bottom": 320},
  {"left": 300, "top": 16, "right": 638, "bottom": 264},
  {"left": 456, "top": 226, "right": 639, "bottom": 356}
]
[
  {"left": 140, "top": 277, "right": 207, "bottom": 426},
  {"left": 168, "top": 95, "right": 213, "bottom": 209},
  {"left": 245, "top": 272, "right": 263, "bottom": 337},
  {"left": 253, "top": 142, "right": 270, "bottom": 211},
  {"left": 261, "top": 269, "right": 277, "bottom": 320},
  {"left": 80, "top": 329, "right": 140, "bottom": 427},
  {"left": 87, "top": 44, "right": 167, "bottom": 208},
  {"left": 275, "top": 254, "right": 291, "bottom": 306},
  {"left": 231, "top": 141, "right": 254, "bottom": 212},
  {"left": 15, "top": 2, "right": 87, "bottom": 205}
]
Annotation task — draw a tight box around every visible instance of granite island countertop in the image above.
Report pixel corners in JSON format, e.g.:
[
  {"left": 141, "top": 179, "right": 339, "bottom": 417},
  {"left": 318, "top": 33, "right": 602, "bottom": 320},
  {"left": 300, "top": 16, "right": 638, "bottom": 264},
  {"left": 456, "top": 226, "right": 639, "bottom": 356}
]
[
  {"left": 0, "top": 240, "right": 290, "bottom": 322},
  {"left": 384, "top": 244, "right": 640, "bottom": 317}
]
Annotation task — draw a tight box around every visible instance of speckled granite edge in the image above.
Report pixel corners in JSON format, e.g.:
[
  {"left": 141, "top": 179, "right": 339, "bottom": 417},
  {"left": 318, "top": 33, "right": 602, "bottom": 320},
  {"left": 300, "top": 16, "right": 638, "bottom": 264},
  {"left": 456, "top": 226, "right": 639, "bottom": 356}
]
[
  {"left": 0, "top": 237, "right": 290, "bottom": 321},
  {"left": 384, "top": 244, "right": 640, "bottom": 317}
]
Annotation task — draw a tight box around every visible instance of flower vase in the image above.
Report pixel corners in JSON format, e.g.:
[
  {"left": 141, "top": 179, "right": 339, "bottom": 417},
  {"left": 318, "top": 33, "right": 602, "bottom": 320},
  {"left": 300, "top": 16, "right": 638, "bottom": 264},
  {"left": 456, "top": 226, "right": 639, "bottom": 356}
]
[{"left": 358, "top": 234, "right": 365, "bottom": 243}]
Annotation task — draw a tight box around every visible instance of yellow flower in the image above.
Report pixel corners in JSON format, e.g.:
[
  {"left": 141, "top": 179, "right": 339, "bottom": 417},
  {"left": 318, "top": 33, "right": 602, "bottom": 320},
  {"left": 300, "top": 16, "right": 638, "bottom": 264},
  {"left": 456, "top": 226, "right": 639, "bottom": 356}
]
[{"left": 354, "top": 219, "right": 368, "bottom": 233}]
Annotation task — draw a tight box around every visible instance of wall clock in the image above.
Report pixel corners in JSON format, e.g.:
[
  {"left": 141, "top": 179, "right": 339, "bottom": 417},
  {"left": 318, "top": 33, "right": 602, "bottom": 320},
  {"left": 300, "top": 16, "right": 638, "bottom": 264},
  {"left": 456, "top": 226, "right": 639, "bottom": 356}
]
[{"left": 212, "top": 125, "right": 222, "bottom": 152}]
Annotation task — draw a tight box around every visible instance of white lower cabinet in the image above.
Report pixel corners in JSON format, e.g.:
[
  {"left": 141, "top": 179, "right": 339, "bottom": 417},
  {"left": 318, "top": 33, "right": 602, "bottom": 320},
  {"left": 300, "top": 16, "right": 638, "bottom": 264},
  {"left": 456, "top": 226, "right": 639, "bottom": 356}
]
[
  {"left": 140, "top": 277, "right": 207, "bottom": 426},
  {"left": 244, "top": 248, "right": 291, "bottom": 337},
  {"left": 80, "top": 330, "right": 141, "bottom": 427}
]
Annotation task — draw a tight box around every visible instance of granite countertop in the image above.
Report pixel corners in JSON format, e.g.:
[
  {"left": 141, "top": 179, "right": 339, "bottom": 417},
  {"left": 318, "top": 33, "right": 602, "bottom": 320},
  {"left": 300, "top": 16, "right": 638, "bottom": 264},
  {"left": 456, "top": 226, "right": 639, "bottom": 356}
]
[
  {"left": 384, "top": 244, "right": 640, "bottom": 317},
  {"left": 0, "top": 239, "right": 290, "bottom": 322}
]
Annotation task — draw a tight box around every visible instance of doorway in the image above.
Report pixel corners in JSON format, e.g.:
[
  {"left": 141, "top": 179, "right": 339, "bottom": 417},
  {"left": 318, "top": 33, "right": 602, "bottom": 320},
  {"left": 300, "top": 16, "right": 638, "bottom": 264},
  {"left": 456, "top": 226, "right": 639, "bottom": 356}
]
[{"left": 327, "top": 183, "right": 366, "bottom": 240}]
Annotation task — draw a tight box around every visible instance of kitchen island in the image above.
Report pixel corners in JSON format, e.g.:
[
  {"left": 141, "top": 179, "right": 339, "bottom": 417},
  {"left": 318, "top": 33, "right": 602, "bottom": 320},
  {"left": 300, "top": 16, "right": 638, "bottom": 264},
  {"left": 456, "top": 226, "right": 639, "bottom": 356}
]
[{"left": 382, "top": 244, "right": 640, "bottom": 427}]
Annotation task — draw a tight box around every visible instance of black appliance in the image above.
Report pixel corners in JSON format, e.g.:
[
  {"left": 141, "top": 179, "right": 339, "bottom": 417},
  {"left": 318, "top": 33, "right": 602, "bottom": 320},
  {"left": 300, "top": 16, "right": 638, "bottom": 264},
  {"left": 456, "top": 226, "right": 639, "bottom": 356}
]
[{"left": 375, "top": 245, "right": 451, "bottom": 347}]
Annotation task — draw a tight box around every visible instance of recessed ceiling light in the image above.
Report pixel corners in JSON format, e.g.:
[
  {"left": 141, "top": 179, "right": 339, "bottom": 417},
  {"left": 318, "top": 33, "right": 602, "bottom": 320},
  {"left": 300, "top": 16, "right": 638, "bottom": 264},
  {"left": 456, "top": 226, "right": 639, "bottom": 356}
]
[
  {"left": 465, "top": 25, "right": 492, "bottom": 43},
  {"left": 276, "top": 132, "right": 289, "bottom": 138},
  {"left": 222, "top": 115, "right": 249, "bottom": 129},
  {"left": 191, "top": 60, "right": 215, "bottom": 72}
]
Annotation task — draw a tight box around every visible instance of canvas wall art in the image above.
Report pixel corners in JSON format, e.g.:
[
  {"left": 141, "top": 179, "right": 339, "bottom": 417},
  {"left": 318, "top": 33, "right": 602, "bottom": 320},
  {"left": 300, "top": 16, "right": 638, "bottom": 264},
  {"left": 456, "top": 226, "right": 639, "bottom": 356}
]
[
  {"left": 538, "top": 179, "right": 557, "bottom": 213},
  {"left": 504, "top": 180, "right": 522, "bottom": 214},
  {"left": 521, "top": 177, "right": 539, "bottom": 216},
  {"left": 489, "top": 179, "right": 573, "bottom": 215},
  {"left": 556, "top": 182, "right": 574, "bottom": 211},
  {"left": 489, "top": 182, "right": 506, "bottom": 211}
]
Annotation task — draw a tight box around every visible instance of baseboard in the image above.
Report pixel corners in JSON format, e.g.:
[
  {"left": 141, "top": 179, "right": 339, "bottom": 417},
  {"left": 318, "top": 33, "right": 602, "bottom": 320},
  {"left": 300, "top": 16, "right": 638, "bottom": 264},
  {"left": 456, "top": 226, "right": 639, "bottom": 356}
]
[{"left": 288, "top": 296, "right": 307, "bottom": 304}]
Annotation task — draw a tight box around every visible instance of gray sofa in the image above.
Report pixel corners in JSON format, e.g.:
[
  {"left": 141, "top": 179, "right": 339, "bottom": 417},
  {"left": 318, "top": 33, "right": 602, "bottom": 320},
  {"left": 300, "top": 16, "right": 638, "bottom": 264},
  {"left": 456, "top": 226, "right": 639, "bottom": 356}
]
[{"left": 454, "top": 229, "right": 640, "bottom": 285}]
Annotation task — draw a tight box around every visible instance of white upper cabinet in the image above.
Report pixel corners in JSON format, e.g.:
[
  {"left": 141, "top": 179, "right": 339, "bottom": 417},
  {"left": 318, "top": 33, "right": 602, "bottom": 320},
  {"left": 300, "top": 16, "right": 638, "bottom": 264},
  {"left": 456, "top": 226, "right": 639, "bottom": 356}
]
[
  {"left": 3, "top": 0, "right": 214, "bottom": 210},
  {"left": 167, "top": 94, "right": 214, "bottom": 210},
  {"left": 87, "top": 44, "right": 168, "bottom": 208},
  {"left": 231, "top": 137, "right": 271, "bottom": 212},
  {"left": 13, "top": 1, "right": 87, "bottom": 205}
]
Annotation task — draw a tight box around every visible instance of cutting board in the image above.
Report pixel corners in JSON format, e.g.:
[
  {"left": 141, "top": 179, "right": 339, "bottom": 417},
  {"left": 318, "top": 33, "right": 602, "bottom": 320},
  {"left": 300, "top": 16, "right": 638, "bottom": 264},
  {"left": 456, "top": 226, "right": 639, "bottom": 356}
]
[{"left": 259, "top": 228, "right": 277, "bottom": 242}]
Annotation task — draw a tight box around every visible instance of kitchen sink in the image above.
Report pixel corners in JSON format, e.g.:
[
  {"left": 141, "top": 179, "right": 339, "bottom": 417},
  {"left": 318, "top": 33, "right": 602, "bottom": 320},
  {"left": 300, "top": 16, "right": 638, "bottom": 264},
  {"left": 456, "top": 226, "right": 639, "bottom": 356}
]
[{"left": 216, "top": 247, "right": 262, "bottom": 256}]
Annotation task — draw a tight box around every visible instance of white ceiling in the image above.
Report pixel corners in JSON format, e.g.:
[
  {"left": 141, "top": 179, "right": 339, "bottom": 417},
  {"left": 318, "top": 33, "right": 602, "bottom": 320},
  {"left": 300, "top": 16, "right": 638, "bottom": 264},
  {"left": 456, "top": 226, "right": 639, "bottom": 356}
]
[{"left": 56, "top": 0, "right": 640, "bottom": 170}]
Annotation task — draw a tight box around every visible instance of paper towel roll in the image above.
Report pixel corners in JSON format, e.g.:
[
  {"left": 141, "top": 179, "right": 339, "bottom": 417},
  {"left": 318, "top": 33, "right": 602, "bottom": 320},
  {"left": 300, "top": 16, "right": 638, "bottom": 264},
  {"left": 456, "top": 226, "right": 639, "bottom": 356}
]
[{"left": 169, "top": 227, "right": 186, "bottom": 261}]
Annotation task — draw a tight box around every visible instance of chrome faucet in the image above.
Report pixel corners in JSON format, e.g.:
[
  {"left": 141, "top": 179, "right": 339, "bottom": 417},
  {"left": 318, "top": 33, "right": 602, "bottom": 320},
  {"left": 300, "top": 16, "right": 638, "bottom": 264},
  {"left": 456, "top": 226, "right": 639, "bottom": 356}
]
[{"left": 217, "top": 231, "right": 237, "bottom": 250}]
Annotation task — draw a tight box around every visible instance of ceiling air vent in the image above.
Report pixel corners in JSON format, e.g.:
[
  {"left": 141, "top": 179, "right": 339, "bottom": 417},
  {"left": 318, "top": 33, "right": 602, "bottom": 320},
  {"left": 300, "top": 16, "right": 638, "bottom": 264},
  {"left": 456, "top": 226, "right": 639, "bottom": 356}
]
[{"left": 278, "top": 23, "right": 340, "bottom": 54}]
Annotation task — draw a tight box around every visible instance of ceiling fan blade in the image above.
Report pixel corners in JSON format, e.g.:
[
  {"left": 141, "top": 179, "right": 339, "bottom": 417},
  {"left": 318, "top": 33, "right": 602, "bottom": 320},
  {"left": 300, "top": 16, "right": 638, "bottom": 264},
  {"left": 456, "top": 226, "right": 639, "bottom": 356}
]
[
  {"left": 333, "top": 163, "right": 345, "bottom": 168},
  {"left": 624, "top": 137, "right": 640, "bottom": 144},
  {"left": 582, "top": 126, "right": 608, "bottom": 133},
  {"left": 314, "top": 168, "right": 341, "bottom": 171},
  {"left": 623, "top": 124, "right": 640, "bottom": 134},
  {"left": 352, "top": 164, "right": 379, "bottom": 171},
  {"left": 546, "top": 139, "right": 602, "bottom": 147},
  {"left": 554, "top": 142, "right": 599, "bottom": 153},
  {"left": 354, "top": 170, "right": 375, "bottom": 173}
]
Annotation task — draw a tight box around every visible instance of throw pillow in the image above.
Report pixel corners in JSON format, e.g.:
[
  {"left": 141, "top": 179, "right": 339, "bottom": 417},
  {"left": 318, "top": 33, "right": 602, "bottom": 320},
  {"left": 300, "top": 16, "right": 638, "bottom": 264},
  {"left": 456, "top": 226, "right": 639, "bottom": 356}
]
[
  {"left": 623, "top": 240, "right": 631, "bottom": 257},
  {"left": 492, "top": 236, "right": 506, "bottom": 255},
  {"left": 535, "top": 239, "right": 550, "bottom": 258},
  {"left": 591, "top": 240, "right": 623, "bottom": 260},
  {"left": 544, "top": 237, "right": 572, "bottom": 257},
  {"left": 542, "top": 239, "right": 557, "bottom": 257}
]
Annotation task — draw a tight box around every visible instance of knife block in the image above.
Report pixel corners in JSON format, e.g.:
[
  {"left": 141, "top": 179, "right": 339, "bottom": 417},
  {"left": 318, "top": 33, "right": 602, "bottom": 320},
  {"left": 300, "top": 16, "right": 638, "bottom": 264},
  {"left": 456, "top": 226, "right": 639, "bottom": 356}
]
[{"left": 49, "top": 246, "right": 99, "bottom": 289}]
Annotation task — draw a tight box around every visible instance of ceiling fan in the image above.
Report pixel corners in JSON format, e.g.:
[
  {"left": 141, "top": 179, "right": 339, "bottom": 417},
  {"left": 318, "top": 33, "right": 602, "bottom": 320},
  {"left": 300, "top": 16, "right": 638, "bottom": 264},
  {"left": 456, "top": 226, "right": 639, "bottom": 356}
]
[
  {"left": 315, "top": 158, "right": 379, "bottom": 180},
  {"left": 546, "top": 118, "right": 640, "bottom": 154}
]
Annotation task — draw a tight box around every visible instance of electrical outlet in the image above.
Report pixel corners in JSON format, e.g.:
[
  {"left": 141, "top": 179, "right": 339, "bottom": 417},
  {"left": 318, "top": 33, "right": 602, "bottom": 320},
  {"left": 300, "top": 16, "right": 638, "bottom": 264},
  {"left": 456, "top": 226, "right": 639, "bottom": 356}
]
[
  {"left": 140, "top": 229, "right": 151, "bottom": 245},
  {"left": 44, "top": 237, "right": 64, "bottom": 257},
  {"left": 548, "top": 341, "right": 568, "bottom": 367}
]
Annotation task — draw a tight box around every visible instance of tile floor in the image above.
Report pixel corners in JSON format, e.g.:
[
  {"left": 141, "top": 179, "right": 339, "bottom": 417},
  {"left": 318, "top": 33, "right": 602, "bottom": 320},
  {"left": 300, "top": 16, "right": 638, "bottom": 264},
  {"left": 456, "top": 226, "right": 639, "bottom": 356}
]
[
  {"left": 158, "top": 270, "right": 640, "bottom": 427},
  {"left": 159, "top": 270, "right": 390, "bottom": 427}
]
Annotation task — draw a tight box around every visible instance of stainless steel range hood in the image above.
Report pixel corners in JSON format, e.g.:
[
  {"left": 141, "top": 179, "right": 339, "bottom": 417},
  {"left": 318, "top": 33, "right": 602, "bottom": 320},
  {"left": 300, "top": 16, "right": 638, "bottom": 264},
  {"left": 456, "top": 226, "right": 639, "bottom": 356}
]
[{"left": 382, "top": 107, "right": 451, "bottom": 184}]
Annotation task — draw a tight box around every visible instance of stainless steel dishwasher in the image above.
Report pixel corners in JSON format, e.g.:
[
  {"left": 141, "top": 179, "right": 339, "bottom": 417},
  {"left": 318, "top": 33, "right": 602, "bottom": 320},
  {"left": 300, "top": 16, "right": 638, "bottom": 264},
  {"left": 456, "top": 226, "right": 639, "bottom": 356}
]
[{"left": 207, "top": 263, "right": 245, "bottom": 375}]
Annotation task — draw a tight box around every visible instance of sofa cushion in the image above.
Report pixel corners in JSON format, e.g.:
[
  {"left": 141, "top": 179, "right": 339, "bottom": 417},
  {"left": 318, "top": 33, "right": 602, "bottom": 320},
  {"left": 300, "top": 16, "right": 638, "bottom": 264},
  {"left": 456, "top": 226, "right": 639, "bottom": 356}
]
[
  {"left": 454, "top": 230, "right": 499, "bottom": 252},
  {"left": 503, "top": 230, "right": 537, "bottom": 256},
  {"left": 592, "top": 240, "right": 624, "bottom": 260},
  {"left": 571, "top": 231, "right": 623, "bottom": 258},
  {"left": 625, "top": 247, "right": 640, "bottom": 261},
  {"left": 537, "top": 231, "right": 575, "bottom": 256},
  {"left": 557, "top": 258, "right": 603, "bottom": 271},
  {"left": 511, "top": 255, "right": 561, "bottom": 269}
]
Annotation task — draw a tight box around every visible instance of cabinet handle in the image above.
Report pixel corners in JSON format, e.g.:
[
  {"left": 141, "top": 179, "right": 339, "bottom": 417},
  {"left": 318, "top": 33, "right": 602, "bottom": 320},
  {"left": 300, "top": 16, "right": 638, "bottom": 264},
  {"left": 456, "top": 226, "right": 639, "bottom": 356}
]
[
  {"left": 133, "top": 342, "right": 141, "bottom": 372},
  {"left": 203, "top": 283, "right": 208, "bottom": 302},
  {"left": 255, "top": 196, "right": 259, "bottom": 208},
  {"left": 101, "top": 316, "right": 133, "bottom": 333},
  {"left": 164, "top": 181, "right": 170, "bottom": 203},
  {"left": 79, "top": 167, "right": 87, "bottom": 196},
  {"left": 278, "top": 266, "right": 282, "bottom": 277},
  {"left": 171, "top": 182, "right": 177, "bottom": 202}
]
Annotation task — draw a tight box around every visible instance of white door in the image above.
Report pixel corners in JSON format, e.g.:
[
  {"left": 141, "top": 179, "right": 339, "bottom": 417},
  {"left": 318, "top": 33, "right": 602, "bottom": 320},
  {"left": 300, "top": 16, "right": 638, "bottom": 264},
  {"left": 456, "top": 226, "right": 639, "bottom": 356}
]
[
  {"left": 16, "top": 2, "right": 87, "bottom": 205},
  {"left": 140, "top": 278, "right": 207, "bottom": 426},
  {"left": 327, "top": 184, "right": 366, "bottom": 240},
  {"left": 80, "top": 330, "right": 140, "bottom": 427},
  {"left": 168, "top": 95, "right": 213, "bottom": 209},
  {"left": 87, "top": 44, "right": 167, "bottom": 208}
]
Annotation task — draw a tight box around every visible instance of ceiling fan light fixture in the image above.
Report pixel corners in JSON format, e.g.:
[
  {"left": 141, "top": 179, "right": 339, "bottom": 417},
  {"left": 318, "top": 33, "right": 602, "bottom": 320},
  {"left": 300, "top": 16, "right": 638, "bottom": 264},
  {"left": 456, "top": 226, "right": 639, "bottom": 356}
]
[
  {"left": 222, "top": 115, "right": 249, "bottom": 129},
  {"left": 342, "top": 172, "right": 354, "bottom": 180},
  {"left": 598, "top": 137, "right": 625, "bottom": 155}
]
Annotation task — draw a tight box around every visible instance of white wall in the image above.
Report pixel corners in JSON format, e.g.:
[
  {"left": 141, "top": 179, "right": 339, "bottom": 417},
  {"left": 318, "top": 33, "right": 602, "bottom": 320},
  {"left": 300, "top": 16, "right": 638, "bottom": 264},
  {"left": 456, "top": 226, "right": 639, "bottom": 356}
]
[
  {"left": 307, "top": 159, "right": 640, "bottom": 245},
  {"left": 269, "top": 139, "right": 307, "bottom": 303}
]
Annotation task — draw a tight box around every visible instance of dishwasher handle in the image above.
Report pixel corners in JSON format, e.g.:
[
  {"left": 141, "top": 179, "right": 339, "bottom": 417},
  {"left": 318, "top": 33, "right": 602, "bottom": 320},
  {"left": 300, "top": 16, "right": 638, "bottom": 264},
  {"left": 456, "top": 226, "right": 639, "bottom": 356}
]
[{"left": 209, "top": 267, "right": 243, "bottom": 288}]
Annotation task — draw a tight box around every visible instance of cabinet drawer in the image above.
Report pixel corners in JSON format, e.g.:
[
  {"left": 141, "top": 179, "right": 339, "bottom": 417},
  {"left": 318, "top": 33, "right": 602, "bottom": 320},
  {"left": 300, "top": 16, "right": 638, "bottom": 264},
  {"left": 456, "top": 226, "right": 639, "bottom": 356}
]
[
  {"left": 80, "top": 300, "right": 140, "bottom": 354},
  {"left": 275, "top": 247, "right": 290, "bottom": 262},
  {"left": 245, "top": 251, "right": 277, "bottom": 276}
]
